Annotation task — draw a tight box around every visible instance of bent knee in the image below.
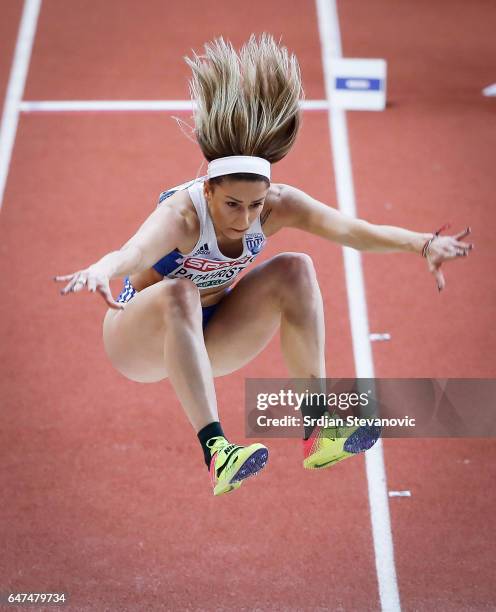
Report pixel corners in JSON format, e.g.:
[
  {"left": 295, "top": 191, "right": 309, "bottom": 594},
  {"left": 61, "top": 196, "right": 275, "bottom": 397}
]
[
  {"left": 155, "top": 278, "right": 201, "bottom": 319},
  {"left": 273, "top": 252, "right": 317, "bottom": 284}
]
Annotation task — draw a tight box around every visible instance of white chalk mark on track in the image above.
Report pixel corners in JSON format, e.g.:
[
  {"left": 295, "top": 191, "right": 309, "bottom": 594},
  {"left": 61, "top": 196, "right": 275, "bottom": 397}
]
[
  {"left": 0, "top": 0, "right": 42, "bottom": 213},
  {"left": 315, "top": 0, "right": 402, "bottom": 610}
]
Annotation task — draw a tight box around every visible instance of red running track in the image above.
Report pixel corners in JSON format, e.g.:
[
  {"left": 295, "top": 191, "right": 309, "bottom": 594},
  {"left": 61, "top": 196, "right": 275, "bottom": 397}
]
[{"left": 0, "top": 0, "right": 495, "bottom": 610}]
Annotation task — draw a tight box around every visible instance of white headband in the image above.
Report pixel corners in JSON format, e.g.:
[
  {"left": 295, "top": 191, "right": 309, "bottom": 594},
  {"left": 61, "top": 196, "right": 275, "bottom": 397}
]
[{"left": 207, "top": 155, "right": 271, "bottom": 180}]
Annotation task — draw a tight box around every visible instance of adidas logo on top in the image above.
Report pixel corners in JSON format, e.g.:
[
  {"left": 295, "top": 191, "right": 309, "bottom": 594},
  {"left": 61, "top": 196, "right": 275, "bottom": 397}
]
[{"left": 194, "top": 243, "right": 210, "bottom": 255}]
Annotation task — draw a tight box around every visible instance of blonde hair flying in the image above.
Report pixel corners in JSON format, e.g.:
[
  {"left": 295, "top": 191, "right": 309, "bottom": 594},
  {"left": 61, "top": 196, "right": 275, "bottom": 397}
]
[{"left": 183, "top": 33, "right": 304, "bottom": 180}]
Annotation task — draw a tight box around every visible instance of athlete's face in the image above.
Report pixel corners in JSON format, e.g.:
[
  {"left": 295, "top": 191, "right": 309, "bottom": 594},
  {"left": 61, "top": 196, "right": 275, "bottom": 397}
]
[{"left": 204, "top": 178, "right": 270, "bottom": 241}]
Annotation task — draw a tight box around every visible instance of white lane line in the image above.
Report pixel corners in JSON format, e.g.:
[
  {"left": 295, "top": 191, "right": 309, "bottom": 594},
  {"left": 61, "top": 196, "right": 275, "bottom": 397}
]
[
  {"left": 315, "top": 1, "right": 402, "bottom": 611},
  {"left": 0, "top": 0, "right": 42, "bottom": 213},
  {"left": 19, "top": 99, "right": 330, "bottom": 112}
]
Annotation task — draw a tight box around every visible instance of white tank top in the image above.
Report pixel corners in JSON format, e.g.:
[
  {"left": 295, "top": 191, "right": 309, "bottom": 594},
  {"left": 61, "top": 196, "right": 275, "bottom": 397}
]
[{"left": 152, "top": 176, "right": 267, "bottom": 290}]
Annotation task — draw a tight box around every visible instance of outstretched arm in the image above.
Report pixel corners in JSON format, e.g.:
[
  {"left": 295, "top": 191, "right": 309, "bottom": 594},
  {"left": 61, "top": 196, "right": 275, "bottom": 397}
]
[
  {"left": 278, "top": 184, "right": 474, "bottom": 290},
  {"left": 105, "top": 202, "right": 188, "bottom": 276},
  {"left": 54, "top": 196, "right": 189, "bottom": 307}
]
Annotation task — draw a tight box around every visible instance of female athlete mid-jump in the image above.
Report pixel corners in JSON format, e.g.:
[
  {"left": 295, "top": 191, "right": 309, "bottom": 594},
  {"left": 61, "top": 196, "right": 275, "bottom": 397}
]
[{"left": 54, "top": 34, "right": 473, "bottom": 496}]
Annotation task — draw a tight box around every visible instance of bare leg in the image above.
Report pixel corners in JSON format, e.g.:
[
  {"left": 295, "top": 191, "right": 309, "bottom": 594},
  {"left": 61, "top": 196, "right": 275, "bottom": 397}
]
[
  {"left": 103, "top": 279, "right": 220, "bottom": 433},
  {"left": 203, "top": 253, "right": 327, "bottom": 438},
  {"left": 160, "top": 280, "right": 219, "bottom": 432},
  {"left": 204, "top": 252, "right": 326, "bottom": 381},
  {"left": 278, "top": 254, "right": 326, "bottom": 380},
  {"left": 104, "top": 254, "right": 326, "bottom": 433}
]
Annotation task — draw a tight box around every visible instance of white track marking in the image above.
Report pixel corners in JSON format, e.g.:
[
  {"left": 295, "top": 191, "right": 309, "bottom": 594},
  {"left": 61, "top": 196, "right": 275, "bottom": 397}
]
[
  {"left": 315, "top": 1, "right": 401, "bottom": 610},
  {"left": 19, "top": 99, "right": 329, "bottom": 112},
  {"left": 20, "top": 100, "right": 194, "bottom": 112},
  {"left": 482, "top": 83, "right": 496, "bottom": 96},
  {"left": 0, "top": 0, "right": 41, "bottom": 212},
  {"left": 370, "top": 333, "right": 391, "bottom": 342}
]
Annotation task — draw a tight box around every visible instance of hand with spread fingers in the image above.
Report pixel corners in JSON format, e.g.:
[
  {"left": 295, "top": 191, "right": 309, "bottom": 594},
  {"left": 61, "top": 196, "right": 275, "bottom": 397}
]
[
  {"left": 53, "top": 266, "right": 125, "bottom": 310},
  {"left": 422, "top": 224, "right": 474, "bottom": 292}
]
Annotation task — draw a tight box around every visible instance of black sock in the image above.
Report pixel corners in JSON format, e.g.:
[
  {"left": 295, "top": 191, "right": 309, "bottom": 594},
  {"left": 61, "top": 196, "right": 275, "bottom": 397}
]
[
  {"left": 197, "top": 421, "right": 226, "bottom": 468},
  {"left": 300, "top": 398, "right": 328, "bottom": 440}
]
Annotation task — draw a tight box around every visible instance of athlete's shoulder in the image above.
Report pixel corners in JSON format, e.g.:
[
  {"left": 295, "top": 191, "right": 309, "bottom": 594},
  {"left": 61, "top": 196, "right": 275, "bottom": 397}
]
[
  {"left": 155, "top": 177, "right": 203, "bottom": 251},
  {"left": 156, "top": 176, "right": 204, "bottom": 208},
  {"left": 260, "top": 182, "right": 290, "bottom": 236}
]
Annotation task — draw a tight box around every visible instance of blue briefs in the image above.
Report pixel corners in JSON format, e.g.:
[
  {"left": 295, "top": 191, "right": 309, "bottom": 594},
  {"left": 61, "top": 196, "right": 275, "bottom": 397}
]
[{"left": 116, "top": 276, "right": 226, "bottom": 330}]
